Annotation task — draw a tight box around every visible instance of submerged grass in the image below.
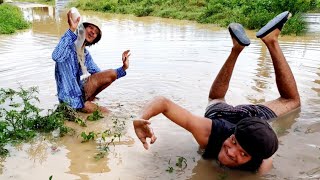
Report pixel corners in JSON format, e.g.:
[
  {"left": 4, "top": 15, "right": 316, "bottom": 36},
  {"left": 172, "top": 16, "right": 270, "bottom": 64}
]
[
  {"left": 0, "top": 3, "right": 30, "bottom": 34},
  {"left": 69, "top": 0, "right": 319, "bottom": 36}
]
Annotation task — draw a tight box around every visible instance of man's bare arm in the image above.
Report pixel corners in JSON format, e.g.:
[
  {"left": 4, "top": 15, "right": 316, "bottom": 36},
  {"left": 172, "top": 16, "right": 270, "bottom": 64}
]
[{"left": 134, "top": 96, "right": 212, "bottom": 149}]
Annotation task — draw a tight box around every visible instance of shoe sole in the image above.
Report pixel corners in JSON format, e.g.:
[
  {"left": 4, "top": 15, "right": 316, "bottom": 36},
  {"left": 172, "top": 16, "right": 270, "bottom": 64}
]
[
  {"left": 228, "top": 23, "right": 250, "bottom": 46},
  {"left": 256, "top": 11, "right": 291, "bottom": 38}
]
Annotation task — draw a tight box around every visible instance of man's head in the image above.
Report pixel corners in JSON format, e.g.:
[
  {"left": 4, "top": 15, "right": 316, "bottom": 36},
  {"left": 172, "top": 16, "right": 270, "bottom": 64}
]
[
  {"left": 83, "top": 22, "right": 102, "bottom": 46},
  {"left": 218, "top": 117, "right": 278, "bottom": 169}
]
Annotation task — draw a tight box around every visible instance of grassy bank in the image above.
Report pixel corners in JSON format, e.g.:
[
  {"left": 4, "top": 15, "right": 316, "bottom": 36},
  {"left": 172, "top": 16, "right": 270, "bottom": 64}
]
[
  {"left": 69, "top": 0, "right": 319, "bottom": 36},
  {"left": 15, "top": 0, "right": 54, "bottom": 5},
  {"left": 0, "top": 3, "right": 30, "bottom": 34}
]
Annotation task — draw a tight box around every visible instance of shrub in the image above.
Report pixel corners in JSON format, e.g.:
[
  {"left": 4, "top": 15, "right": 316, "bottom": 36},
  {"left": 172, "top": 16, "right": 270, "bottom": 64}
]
[{"left": 0, "top": 4, "right": 30, "bottom": 34}]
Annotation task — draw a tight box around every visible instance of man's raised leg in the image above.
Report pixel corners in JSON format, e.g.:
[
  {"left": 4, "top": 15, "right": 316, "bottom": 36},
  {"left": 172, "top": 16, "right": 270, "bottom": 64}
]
[
  {"left": 208, "top": 23, "right": 250, "bottom": 101},
  {"left": 82, "top": 50, "right": 130, "bottom": 113},
  {"left": 258, "top": 12, "right": 301, "bottom": 116}
]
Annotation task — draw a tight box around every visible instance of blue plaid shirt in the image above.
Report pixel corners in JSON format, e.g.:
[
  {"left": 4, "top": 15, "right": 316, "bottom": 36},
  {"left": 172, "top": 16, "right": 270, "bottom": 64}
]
[{"left": 52, "top": 29, "right": 101, "bottom": 109}]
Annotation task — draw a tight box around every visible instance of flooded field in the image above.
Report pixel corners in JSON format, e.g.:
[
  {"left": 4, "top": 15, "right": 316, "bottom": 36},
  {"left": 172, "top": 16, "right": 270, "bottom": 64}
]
[{"left": 0, "top": 1, "right": 319, "bottom": 180}]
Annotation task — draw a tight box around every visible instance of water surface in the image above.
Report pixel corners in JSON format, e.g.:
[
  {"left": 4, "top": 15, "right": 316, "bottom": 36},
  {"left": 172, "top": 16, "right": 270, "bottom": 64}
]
[{"left": 0, "top": 2, "right": 319, "bottom": 180}]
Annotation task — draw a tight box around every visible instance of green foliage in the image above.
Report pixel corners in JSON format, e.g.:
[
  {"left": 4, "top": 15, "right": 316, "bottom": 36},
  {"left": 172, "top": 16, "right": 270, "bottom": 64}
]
[
  {"left": 87, "top": 109, "right": 104, "bottom": 121},
  {"left": 217, "top": 172, "right": 228, "bottom": 180},
  {"left": 198, "top": 0, "right": 314, "bottom": 35},
  {"left": 175, "top": 156, "right": 187, "bottom": 168},
  {"left": 75, "top": 118, "right": 87, "bottom": 127},
  {"left": 70, "top": 0, "right": 315, "bottom": 36},
  {"left": 0, "top": 87, "right": 75, "bottom": 157},
  {"left": 166, "top": 166, "right": 174, "bottom": 173},
  {"left": 15, "top": 0, "right": 54, "bottom": 5},
  {"left": 49, "top": 175, "right": 53, "bottom": 180},
  {"left": 80, "top": 131, "right": 97, "bottom": 142},
  {"left": 166, "top": 156, "right": 188, "bottom": 173},
  {"left": 0, "top": 3, "right": 30, "bottom": 34},
  {"left": 93, "top": 118, "right": 127, "bottom": 160}
]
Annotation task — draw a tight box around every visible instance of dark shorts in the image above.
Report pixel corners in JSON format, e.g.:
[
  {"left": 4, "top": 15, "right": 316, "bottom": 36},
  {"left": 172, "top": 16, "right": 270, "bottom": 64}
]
[
  {"left": 204, "top": 102, "right": 277, "bottom": 124},
  {"left": 80, "top": 78, "right": 88, "bottom": 101}
]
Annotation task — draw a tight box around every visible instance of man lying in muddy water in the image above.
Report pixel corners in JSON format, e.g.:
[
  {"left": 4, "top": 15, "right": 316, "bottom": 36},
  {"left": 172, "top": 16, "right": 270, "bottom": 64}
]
[
  {"left": 52, "top": 10, "right": 130, "bottom": 113},
  {"left": 133, "top": 11, "right": 301, "bottom": 174}
]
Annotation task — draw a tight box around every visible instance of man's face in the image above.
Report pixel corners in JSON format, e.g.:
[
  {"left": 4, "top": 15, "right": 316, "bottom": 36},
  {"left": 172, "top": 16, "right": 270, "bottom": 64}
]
[
  {"left": 218, "top": 134, "right": 252, "bottom": 167},
  {"left": 85, "top": 24, "right": 99, "bottom": 43}
]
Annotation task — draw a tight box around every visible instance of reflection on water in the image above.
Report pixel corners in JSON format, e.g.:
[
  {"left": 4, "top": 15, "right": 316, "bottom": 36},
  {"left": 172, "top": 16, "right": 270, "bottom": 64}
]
[{"left": 0, "top": 2, "right": 320, "bottom": 180}]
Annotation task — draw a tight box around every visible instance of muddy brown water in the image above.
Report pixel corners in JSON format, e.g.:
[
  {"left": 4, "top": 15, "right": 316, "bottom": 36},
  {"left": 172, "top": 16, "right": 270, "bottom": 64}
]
[{"left": 0, "top": 2, "right": 319, "bottom": 180}]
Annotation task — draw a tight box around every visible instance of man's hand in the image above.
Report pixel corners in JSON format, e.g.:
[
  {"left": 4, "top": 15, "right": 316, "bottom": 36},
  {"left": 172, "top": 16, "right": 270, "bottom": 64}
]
[
  {"left": 122, "top": 50, "right": 131, "bottom": 71},
  {"left": 67, "top": 10, "right": 80, "bottom": 32},
  {"left": 133, "top": 119, "right": 157, "bottom": 150}
]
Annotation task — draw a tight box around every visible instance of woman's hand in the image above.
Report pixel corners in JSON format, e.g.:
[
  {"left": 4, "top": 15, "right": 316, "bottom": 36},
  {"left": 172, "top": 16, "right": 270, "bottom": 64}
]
[
  {"left": 133, "top": 119, "right": 157, "bottom": 150},
  {"left": 67, "top": 10, "right": 80, "bottom": 32}
]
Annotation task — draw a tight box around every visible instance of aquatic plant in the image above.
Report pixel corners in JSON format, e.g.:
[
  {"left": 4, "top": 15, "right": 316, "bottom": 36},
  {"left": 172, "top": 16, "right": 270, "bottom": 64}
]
[
  {"left": 166, "top": 166, "right": 174, "bottom": 173},
  {"left": 93, "top": 118, "right": 127, "bottom": 160},
  {"left": 0, "top": 3, "right": 30, "bottom": 34},
  {"left": 80, "top": 131, "right": 97, "bottom": 142},
  {"left": 166, "top": 156, "right": 188, "bottom": 173},
  {"left": 0, "top": 87, "right": 75, "bottom": 156},
  {"left": 86, "top": 109, "right": 104, "bottom": 121},
  {"left": 217, "top": 172, "right": 228, "bottom": 180},
  {"left": 175, "top": 156, "right": 187, "bottom": 169}
]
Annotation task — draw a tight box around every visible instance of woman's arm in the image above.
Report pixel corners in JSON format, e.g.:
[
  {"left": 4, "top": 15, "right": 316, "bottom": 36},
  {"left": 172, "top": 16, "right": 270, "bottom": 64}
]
[{"left": 133, "top": 96, "right": 212, "bottom": 149}]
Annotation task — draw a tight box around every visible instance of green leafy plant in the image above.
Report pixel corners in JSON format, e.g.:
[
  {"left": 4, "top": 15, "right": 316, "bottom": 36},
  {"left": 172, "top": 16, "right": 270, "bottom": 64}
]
[
  {"left": 80, "top": 131, "right": 97, "bottom": 142},
  {"left": 93, "top": 118, "right": 127, "bottom": 160},
  {"left": 217, "top": 172, "right": 228, "bottom": 180},
  {"left": 166, "top": 156, "right": 188, "bottom": 173},
  {"left": 75, "top": 118, "right": 87, "bottom": 127},
  {"left": 0, "top": 87, "right": 75, "bottom": 157},
  {"left": 166, "top": 166, "right": 174, "bottom": 173},
  {"left": 175, "top": 156, "right": 187, "bottom": 169},
  {"left": 87, "top": 109, "right": 104, "bottom": 121},
  {"left": 0, "top": 3, "right": 30, "bottom": 34}
]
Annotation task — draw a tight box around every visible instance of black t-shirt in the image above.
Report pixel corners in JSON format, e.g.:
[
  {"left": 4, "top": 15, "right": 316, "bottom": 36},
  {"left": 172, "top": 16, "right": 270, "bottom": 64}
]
[{"left": 202, "top": 102, "right": 277, "bottom": 162}]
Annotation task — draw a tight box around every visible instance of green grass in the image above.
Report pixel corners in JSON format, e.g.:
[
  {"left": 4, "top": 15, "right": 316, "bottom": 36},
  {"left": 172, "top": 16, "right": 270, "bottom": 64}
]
[
  {"left": 15, "top": 0, "right": 54, "bottom": 5},
  {"left": 0, "top": 3, "right": 30, "bottom": 34},
  {"left": 69, "top": 0, "right": 317, "bottom": 36}
]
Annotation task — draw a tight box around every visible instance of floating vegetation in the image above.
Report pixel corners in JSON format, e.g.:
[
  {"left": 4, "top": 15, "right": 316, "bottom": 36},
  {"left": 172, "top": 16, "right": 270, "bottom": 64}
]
[
  {"left": 86, "top": 109, "right": 104, "bottom": 121},
  {"left": 166, "top": 156, "right": 188, "bottom": 173},
  {"left": 80, "top": 131, "right": 97, "bottom": 143},
  {"left": 77, "top": 116, "right": 127, "bottom": 160}
]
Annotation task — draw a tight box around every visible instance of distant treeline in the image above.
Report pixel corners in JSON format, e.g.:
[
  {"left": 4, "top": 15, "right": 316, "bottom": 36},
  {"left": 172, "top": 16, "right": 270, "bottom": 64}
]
[{"left": 71, "top": 0, "right": 320, "bottom": 35}]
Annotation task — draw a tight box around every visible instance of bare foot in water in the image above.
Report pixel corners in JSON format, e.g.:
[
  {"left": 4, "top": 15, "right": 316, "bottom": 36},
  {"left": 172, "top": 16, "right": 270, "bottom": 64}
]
[
  {"left": 83, "top": 101, "right": 110, "bottom": 113},
  {"left": 98, "top": 106, "right": 110, "bottom": 113}
]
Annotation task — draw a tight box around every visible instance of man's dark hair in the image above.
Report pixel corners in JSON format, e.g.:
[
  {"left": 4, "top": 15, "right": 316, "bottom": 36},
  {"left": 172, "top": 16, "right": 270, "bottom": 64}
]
[
  {"left": 234, "top": 117, "right": 278, "bottom": 172},
  {"left": 83, "top": 22, "right": 102, "bottom": 46}
]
